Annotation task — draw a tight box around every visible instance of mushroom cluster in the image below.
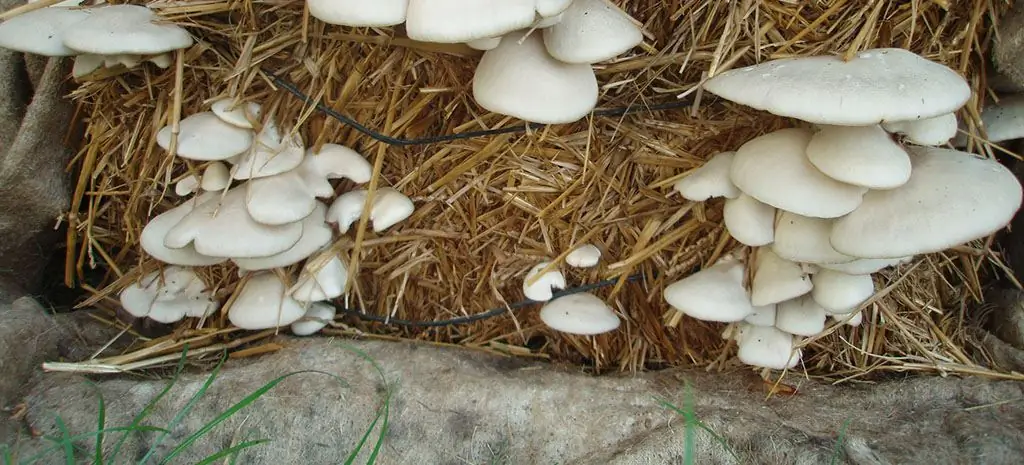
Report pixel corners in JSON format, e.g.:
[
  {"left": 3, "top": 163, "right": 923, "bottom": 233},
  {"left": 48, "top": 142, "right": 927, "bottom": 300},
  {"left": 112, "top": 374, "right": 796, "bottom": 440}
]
[
  {"left": 522, "top": 243, "right": 622, "bottom": 336},
  {"left": 666, "top": 48, "right": 1024, "bottom": 370},
  {"left": 305, "top": 0, "right": 644, "bottom": 124},
  {"left": 121, "top": 98, "right": 416, "bottom": 336},
  {"left": 0, "top": 2, "right": 190, "bottom": 78}
]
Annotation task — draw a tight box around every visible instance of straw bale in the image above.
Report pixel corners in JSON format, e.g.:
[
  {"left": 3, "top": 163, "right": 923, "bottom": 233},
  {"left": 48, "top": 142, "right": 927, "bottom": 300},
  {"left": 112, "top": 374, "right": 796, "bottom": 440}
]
[{"left": 52, "top": 0, "right": 1024, "bottom": 380}]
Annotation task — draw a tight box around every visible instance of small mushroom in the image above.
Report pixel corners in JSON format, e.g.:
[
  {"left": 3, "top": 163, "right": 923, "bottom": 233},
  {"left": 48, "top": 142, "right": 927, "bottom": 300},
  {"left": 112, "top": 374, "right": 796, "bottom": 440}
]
[
  {"left": 744, "top": 304, "right": 777, "bottom": 327},
  {"left": 882, "top": 112, "right": 958, "bottom": 146},
  {"left": 118, "top": 266, "right": 219, "bottom": 324},
  {"left": 771, "top": 211, "right": 855, "bottom": 265},
  {"left": 750, "top": 248, "right": 813, "bottom": 307},
  {"left": 290, "top": 302, "right": 337, "bottom": 336},
  {"left": 307, "top": 0, "right": 408, "bottom": 27},
  {"left": 211, "top": 98, "right": 262, "bottom": 129},
  {"left": 729, "top": 128, "right": 868, "bottom": 219},
  {"left": 326, "top": 190, "right": 370, "bottom": 233},
  {"left": 539, "top": 292, "right": 620, "bottom": 335},
  {"left": 673, "top": 151, "right": 741, "bottom": 201},
  {"left": 230, "top": 120, "right": 305, "bottom": 180},
  {"left": 523, "top": 261, "right": 567, "bottom": 302},
  {"left": 804, "top": 124, "right": 912, "bottom": 189},
  {"left": 139, "top": 192, "right": 227, "bottom": 267},
  {"left": 227, "top": 272, "right": 307, "bottom": 330},
  {"left": 289, "top": 248, "right": 349, "bottom": 302},
  {"left": 472, "top": 30, "right": 598, "bottom": 124},
  {"left": 541, "top": 0, "right": 642, "bottom": 64},
  {"left": 733, "top": 323, "right": 801, "bottom": 370},
  {"left": 723, "top": 193, "right": 776, "bottom": 247},
  {"left": 405, "top": 0, "right": 536, "bottom": 44},
  {"left": 565, "top": 243, "right": 601, "bottom": 268},
  {"left": 775, "top": 295, "right": 827, "bottom": 336},
  {"left": 369, "top": 187, "right": 415, "bottom": 232},
  {"left": 663, "top": 256, "right": 755, "bottom": 322},
  {"left": 156, "top": 112, "right": 254, "bottom": 161},
  {"left": 810, "top": 269, "right": 876, "bottom": 314}
]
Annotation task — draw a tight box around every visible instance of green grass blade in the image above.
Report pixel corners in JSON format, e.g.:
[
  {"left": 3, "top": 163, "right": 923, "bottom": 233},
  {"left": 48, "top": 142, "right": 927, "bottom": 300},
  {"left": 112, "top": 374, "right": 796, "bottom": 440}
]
[
  {"left": 157, "top": 369, "right": 348, "bottom": 465},
  {"left": 655, "top": 387, "right": 741, "bottom": 464},
  {"left": 365, "top": 393, "right": 390, "bottom": 465},
  {"left": 333, "top": 343, "right": 392, "bottom": 465},
  {"left": 109, "top": 345, "right": 192, "bottom": 462},
  {"left": 139, "top": 348, "right": 230, "bottom": 464},
  {"left": 830, "top": 418, "right": 853, "bottom": 465},
  {"left": 343, "top": 408, "right": 383, "bottom": 465},
  {"left": 51, "top": 416, "right": 76, "bottom": 465},
  {"left": 2, "top": 444, "right": 13, "bottom": 465},
  {"left": 193, "top": 439, "right": 270, "bottom": 465},
  {"left": 88, "top": 381, "right": 106, "bottom": 465}
]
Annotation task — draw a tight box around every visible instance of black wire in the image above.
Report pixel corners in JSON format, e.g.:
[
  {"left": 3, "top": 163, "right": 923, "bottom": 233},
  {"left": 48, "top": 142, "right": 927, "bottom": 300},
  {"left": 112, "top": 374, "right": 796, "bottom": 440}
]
[
  {"left": 333, "top": 273, "right": 647, "bottom": 328},
  {"left": 266, "top": 70, "right": 695, "bottom": 146},
  {"left": 268, "top": 70, "right": 670, "bottom": 327}
]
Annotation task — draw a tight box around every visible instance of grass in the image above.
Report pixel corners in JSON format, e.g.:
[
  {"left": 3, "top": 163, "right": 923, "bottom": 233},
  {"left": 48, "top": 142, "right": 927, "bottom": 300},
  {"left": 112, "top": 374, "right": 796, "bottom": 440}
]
[
  {"left": 657, "top": 381, "right": 853, "bottom": 464},
  {"left": 1, "top": 343, "right": 391, "bottom": 465}
]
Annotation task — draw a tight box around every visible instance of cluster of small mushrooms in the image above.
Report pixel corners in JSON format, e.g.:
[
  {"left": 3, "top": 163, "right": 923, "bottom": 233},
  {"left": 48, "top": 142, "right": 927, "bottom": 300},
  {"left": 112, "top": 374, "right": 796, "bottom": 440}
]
[
  {"left": 520, "top": 245, "right": 624, "bottom": 336},
  {"left": 0, "top": 1, "right": 187, "bottom": 78},
  {"left": 307, "top": 0, "right": 645, "bottom": 124},
  {"left": 126, "top": 97, "right": 414, "bottom": 336},
  {"left": 664, "top": 48, "right": 1024, "bottom": 370}
]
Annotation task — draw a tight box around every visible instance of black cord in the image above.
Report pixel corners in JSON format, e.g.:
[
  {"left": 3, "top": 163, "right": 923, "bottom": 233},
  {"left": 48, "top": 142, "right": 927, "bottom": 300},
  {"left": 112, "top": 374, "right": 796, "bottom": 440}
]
[
  {"left": 333, "top": 273, "right": 647, "bottom": 328},
  {"left": 268, "top": 70, "right": 671, "bottom": 327},
  {"left": 266, "top": 70, "right": 695, "bottom": 146}
]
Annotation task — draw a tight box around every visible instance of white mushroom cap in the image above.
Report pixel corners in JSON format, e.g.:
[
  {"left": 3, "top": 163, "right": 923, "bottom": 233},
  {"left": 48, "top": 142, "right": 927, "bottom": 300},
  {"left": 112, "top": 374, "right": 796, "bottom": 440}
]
[
  {"left": 174, "top": 175, "right": 199, "bottom": 197},
  {"left": 830, "top": 310, "right": 863, "bottom": 327},
  {"left": 775, "top": 295, "right": 827, "bottom": 336},
  {"left": 200, "top": 162, "right": 230, "bottom": 191},
  {"left": 233, "top": 202, "right": 332, "bottom": 271},
  {"left": 299, "top": 144, "right": 373, "bottom": 197},
  {"left": 818, "top": 256, "right": 913, "bottom": 275},
  {"left": 467, "top": 36, "right": 501, "bottom": 51},
  {"left": 565, "top": 243, "right": 601, "bottom": 268},
  {"left": 663, "top": 258, "right": 754, "bottom": 322},
  {"left": 245, "top": 170, "right": 317, "bottom": 226},
  {"left": 119, "top": 267, "right": 218, "bottom": 323},
  {"left": 227, "top": 272, "right": 307, "bottom": 330},
  {"left": 164, "top": 186, "right": 303, "bottom": 259},
  {"left": 472, "top": 30, "right": 598, "bottom": 124},
  {"left": 831, "top": 147, "right": 1024, "bottom": 258},
  {"left": 734, "top": 323, "right": 801, "bottom": 370},
  {"left": 326, "top": 189, "right": 369, "bottom": 233},
  {"left": 771, "top": 211, "right": 855, "bottom": 265},
  {"left": 536, "top": 0, "right": 573, "bottom": 17},
  {"left": 523, "top": 261, "right": 567, "bottom": 301},
  {"left": 405, "top": 0, "right": 536, "bottom": 43},
  {"left": 140, "top": 193, "right": 228, "bottom": 267},
  {"left": 954, "top": 94, "right": 1024, "bottom": 146},
  {"left": 289, "top": 248, "right": 349, "bottom": 302},
  {"left": 307, "top": 0, "right": 408, "bottom": 27},
  {"left": 0, "top": 6, "right": 91, "bottom": 57},
  {"left": 369, "top": 187, "right": 415, "bottom": 232},
  {"left": 673, "top": 151, "right": 741, "bottom": 201},
  {"left": 702, "top": 48, "right": 971, "bottom": 126},
  {"left": 231, "top": 120, "right": 305, "bottom": 180},
  {"left": 882, "top": 112, "right": 958, "bottom": 146},
  {"left": 72, "top": 54, "right": 104, "bottom": 78},
  {"left": 805, "top": 125, "right": 912, "bottom": 189},
  {"left": 723, "top": 193, "right": 776, "bottom": 247},
  {"left": 62, "top": 4, "right": 194, "bottom": 55},
  {"left": 156, "top": 112, "right": 254, "bottom": 161},
  {"left": 539, "top": 292, "right": 620, "bottom": 335},
  {"left": 210, "top": 98, "right": 261, "bottom": 129},
  {"left": 290, "top": 302, "right": 336, "bottom": 336},
  {"left": 541, "top": 0, "right": 642, "bottom": 64},
  {"left": 810, "top": 269, "right": 876, "bottom": 314},
  {"left": 730, "top": 128, "right": 868, "bottom": 218},
  {"left": 750, "top": 248, "right": 813, "bottom": 307},
  {"left": 744, "top": 304, "right": 777, "bottom": 327}
]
